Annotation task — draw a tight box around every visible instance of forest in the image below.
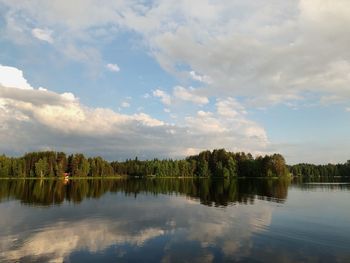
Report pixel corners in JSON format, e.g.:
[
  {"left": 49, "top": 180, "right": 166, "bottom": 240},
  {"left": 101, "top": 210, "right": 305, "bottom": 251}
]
[{"left": 0, "top": 149, "right": 349, "bottom": 178}]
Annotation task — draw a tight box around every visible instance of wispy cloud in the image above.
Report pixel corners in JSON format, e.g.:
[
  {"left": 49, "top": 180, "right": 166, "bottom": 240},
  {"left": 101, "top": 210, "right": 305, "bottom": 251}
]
[{"left": 31, "top": 28, "right": 53, "bottom": 43}]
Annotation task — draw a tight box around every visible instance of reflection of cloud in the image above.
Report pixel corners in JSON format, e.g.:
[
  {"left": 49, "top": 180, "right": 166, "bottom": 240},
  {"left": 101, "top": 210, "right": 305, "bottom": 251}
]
[
  {"left": 162, "top": 251, "right": 214, "bottom": 263},
  {"left": 3, "top": 219, "right": 164, "bottom": 263},
  {"left": 164, "top": 196, "right": 274, "bottom": 261},
  {"left": 176, "top": 200, "right": 273, "bottom": 260},
  {"left": 0, "top": 194, "right": 275, "bottom": 262}
]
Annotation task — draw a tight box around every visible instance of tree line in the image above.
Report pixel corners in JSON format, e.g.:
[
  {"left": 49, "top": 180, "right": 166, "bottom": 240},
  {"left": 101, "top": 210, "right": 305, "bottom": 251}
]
[
  {"left": 289, "top": 161, "right": 350, "bottom": 177},
  {"left": 0, "top": 149, "right": 290, "bottom": 178},
  {"left": 0, "top": 152, "right": 113, "bottom": 178},
  {"left": 1, "top": 149, "right": 349, "bottom": 178}
]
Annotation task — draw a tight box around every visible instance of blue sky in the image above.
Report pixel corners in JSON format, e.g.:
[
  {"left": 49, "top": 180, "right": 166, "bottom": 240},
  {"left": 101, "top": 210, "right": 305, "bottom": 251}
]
[{"left": 0, "top": 0, "right": 349, "bottom": 164}]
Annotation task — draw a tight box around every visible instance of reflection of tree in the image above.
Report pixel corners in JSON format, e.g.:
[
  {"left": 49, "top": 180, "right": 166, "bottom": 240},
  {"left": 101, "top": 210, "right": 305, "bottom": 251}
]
[
  {"left": 292, "top": 176, "right": 350, "bottom": 191},
  {"left": 0, "top": 178, "right": 292, "bottom": 206}
]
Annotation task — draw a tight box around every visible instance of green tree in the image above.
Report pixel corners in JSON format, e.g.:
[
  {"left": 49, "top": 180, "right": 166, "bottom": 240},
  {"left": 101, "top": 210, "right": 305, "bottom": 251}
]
[{"left": 35, "top": 158, "right": 48, "bottom": 177}]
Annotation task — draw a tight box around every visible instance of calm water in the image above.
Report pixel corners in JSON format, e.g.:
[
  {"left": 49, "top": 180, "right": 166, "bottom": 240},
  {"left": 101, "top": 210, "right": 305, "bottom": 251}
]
[{"left": 0, "top": 178, "right": 349, "bottom": 263}]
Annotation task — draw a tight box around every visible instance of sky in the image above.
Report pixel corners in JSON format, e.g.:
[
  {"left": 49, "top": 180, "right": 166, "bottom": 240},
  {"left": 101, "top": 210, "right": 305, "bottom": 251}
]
[{"left": 0, "top": 0, "right": 349, "bottom": 164}]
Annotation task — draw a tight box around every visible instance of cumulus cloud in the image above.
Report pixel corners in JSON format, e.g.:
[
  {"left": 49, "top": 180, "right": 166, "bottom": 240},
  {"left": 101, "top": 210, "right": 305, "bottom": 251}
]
[
  {"left": 106, "top": 63, "right": 120, "bottom": 72},
  {"left": 31, "top": 28, "right": 53, "bottom": 43},
  {"left": 0, "top": 65, "right": 268, "bottom": 159}
]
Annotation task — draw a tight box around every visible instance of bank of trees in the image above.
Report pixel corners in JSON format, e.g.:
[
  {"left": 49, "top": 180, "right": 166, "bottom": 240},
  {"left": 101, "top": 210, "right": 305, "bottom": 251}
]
[
  {"left": 111, "top": 150, "right": 288, "bottom": 178},
  {"left": 0, "top": 152, "right": 114, "bottom": 178},
  {"left": 0, "top": 149, "right": 290, "bottom": 178},
  {"left": 185, "top": 150, "right": 288, "bottom": 177},
  {"left": 289, "top": 161, "right": 350, "bottom": 177}
]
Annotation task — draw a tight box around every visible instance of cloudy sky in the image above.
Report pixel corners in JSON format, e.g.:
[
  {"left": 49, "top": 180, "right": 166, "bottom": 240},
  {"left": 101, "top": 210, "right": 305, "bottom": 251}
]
[{"left": 0, "top": 0, "right": 349, "bottom": 164}]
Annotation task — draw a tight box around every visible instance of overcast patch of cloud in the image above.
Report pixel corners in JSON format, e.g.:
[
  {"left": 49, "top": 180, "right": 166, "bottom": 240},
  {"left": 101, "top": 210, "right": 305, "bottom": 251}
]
[{"left": 132, "top": 1, "right": 350, "bottom": 108}]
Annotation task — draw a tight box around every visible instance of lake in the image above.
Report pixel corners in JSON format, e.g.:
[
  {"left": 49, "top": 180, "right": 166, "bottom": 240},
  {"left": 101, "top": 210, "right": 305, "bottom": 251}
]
[{"left": 0, "top": 178, "right": 349, "bottom": 262}]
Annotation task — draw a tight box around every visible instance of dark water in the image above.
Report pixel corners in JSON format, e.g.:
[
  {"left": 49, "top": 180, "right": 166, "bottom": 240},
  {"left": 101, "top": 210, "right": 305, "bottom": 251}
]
[{"left": 0, "top": 178, "right": 349, "bottom": 263}]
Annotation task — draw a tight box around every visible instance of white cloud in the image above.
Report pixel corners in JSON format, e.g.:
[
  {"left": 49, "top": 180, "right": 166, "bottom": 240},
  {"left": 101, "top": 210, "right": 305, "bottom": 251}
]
[
  {"left": 106, "top": 63, "right": 120, "bottom": 72},
  {"left": 152, "top": 89, "right": 171, "bottom": 105},
  {"left": 189, "top": 71, "right": 212, "bottom": 84},
  {"left": 31, "top": 28, "right": 53, "bottom": 43},
  {"left": 121, "top": 101, "right": 130, "bottom": 108},
  {"left": 0, "top": 65, "right": 33, "bottom": 90},
  {"left": 173, "top": 86, "right": 209, "bottom": 105}
]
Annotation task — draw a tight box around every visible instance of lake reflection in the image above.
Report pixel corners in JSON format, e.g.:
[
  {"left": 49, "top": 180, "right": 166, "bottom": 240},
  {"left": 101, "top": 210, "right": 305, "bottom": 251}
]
[{"left": 0, "top": 178, "right": 350, "bottom": 262}]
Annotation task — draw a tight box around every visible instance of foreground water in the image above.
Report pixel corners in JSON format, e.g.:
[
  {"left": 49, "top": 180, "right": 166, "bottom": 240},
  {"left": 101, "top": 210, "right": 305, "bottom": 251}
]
[{"left": 0, "top": 178, "right": 349, "bottom": 262}]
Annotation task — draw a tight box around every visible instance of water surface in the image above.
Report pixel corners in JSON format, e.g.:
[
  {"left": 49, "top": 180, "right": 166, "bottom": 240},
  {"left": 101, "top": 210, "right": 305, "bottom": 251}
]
[{"left": 0, "top": 178, "right": 349, "bottom": 262}]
